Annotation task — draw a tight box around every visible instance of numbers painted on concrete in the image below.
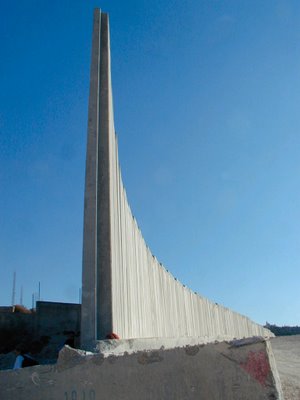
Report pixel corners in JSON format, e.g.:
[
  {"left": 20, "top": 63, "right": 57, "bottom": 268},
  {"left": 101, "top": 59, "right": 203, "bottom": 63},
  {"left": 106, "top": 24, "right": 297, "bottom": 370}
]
[{"left": 64, "top": 389, "right": 95, "bottom": 400}]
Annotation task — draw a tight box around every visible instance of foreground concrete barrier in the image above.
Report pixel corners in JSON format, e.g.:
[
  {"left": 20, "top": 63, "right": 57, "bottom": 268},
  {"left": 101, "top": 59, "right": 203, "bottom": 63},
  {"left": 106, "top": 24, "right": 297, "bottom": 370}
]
[{"left": 0, "top": 337, "right": 283, "bottom": 399}]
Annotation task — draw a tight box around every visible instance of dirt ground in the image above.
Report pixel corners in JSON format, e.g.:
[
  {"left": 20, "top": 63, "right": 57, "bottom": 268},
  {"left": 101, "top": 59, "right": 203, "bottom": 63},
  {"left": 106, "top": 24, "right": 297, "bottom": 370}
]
[{"left": 271, "top": 335, "right": 300, "bottom": 400}]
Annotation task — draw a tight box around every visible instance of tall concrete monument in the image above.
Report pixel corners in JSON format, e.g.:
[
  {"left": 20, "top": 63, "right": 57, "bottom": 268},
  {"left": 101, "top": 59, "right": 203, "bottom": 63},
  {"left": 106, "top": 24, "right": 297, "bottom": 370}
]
[
  {"left": 81, "top": 9, "right": 113, "bottom": 347},
  {"left": 81, "top": 9, "right": 271, "bottom": 349}
]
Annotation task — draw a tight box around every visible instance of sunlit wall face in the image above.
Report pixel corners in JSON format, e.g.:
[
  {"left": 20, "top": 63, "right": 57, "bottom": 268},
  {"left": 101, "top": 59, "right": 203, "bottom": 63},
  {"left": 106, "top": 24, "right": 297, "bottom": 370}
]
[{"left": 81, "top": 9, "right": 271, "bottom": 344}]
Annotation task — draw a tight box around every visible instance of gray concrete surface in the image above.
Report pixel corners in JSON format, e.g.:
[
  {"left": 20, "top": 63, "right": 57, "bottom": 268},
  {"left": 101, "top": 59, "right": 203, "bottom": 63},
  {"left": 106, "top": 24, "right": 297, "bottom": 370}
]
[
  {"left": 36, "top": 301, "right": 80, "bottom": 337},
  {"left": 0, "top": 337, "right": 283, "bottom": 399},
  {"left": 271, "top": 335, "right": 300, "bottom": 400},
  {"left": 80, "top": 8, "right": 272, "bottom": 347},
  {"left": 0, "top": 301, "right": 80, "bottom": 358},
  {"left": 96, "top": 335, "right": 273, "bottom": 357},
  {"left": 81, "top": 8, "right": 112, "bottom": 347}
]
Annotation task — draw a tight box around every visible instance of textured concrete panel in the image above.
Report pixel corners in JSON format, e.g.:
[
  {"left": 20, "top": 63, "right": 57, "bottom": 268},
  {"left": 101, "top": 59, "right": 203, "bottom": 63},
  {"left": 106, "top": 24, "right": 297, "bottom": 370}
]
[
  {"left": 0, "top": 338, "right": 283, "bottom": 400},
  {"left": 81, "top": 9, "right": 273, "bottom": 346},
  {"left": 81, "top": 9, "right": 114, "bottom": 347},
  {"left": 81, "top": 8, "right": 102, "bottom": 347}
]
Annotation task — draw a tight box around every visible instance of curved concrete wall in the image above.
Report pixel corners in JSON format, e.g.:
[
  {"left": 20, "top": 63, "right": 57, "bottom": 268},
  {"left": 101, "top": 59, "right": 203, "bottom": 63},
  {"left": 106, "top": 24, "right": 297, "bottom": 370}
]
[
  {"left": 81, "top": 9, "right": 271, "bottom": 345},
  {"left": 109, "top": 120, "right": 269, "bottom": 340}
]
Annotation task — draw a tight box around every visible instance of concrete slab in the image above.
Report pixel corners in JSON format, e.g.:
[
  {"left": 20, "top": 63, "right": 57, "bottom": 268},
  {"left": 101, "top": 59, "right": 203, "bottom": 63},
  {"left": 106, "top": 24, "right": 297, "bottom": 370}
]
[
  {"left": 0, "top": 337, "right": 283, "bottom": 399},
  {"left": 95, "top": 334, "right": 272, "bottom": 356}
]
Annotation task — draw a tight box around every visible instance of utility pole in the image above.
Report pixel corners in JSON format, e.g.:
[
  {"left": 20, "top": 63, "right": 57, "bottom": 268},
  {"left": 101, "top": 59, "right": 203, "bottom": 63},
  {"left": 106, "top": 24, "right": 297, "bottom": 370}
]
[
  {"left": 20, "top": 285, "right": 23, "bottom": 305},
  {"left": 11, "top": 271, "right": 16, "bottom": 306}
]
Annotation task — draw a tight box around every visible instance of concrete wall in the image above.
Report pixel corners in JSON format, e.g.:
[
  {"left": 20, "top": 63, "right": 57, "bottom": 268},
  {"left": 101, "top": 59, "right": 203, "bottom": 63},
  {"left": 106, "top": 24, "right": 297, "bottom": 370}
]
[
  {"left": 35, "top": 301, "right": 80, "bottom": 337},
  {"left": 0, "top": 337, "right": 283, "bottom": 399},
  {"left": 81, "top": 9, "right": 272, "bottom": 345},
  {"left": 0, "top": 312, "right": 35, "bottom": 354},
  {"left": 0, "top": 312, "right": 34, "bottom": 333},
  {"left": 110, "top": 142, "right": 270, "bottom": 339},
  {"left": 0, "top": 301, "right": 80, "bottom": 355}
]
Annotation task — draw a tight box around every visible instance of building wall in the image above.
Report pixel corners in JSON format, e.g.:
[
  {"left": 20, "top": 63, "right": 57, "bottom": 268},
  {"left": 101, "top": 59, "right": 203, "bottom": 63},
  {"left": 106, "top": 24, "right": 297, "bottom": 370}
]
[
  {"left": 0, "top": 312, "right": 34, "bottom": 353},
  {"left": 35, "top": 301, "right": 80, "bottom": 336},
  {"left": 0, "top": 301, "right": 80, "bottom": 354}
]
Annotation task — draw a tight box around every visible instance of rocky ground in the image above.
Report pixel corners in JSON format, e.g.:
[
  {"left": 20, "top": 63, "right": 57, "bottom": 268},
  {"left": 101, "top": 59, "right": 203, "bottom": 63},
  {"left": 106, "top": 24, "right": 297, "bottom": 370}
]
[{"left": 271, "top": 335, "right": 300, "bottom": 400}]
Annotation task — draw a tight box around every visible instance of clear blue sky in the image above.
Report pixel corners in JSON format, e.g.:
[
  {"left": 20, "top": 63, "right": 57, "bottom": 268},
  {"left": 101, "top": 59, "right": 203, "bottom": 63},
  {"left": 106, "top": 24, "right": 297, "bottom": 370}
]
[{"left": 1, "top": 0, "right": 299, "bottom": 326}]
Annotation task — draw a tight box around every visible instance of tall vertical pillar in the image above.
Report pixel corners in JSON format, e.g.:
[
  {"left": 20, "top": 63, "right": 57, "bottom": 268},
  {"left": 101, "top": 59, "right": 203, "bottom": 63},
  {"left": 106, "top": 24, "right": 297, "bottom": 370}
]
[{"left": 81, "top": 9, "right": 113, "bottom": 349}]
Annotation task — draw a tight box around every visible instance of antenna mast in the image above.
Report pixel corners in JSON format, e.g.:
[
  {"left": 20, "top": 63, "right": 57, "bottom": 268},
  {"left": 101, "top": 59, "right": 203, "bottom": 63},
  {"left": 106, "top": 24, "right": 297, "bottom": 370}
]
[
  {"left": 20, "top": 285, "right": 23, "bottom": 305},
  {"left": 11, "top": 271, "right": 16, "bottom": 306}
]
